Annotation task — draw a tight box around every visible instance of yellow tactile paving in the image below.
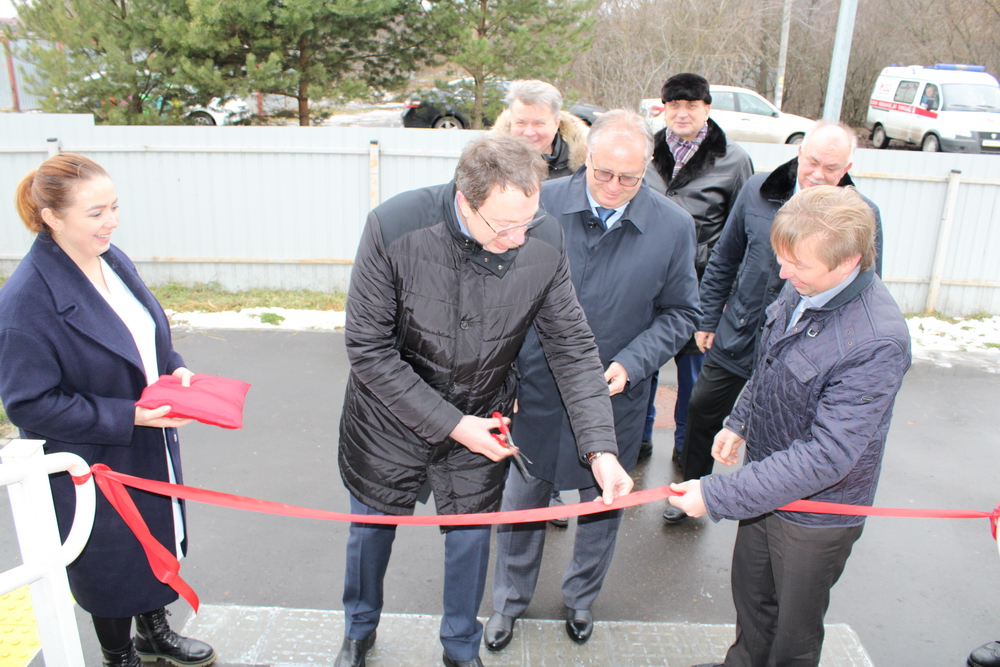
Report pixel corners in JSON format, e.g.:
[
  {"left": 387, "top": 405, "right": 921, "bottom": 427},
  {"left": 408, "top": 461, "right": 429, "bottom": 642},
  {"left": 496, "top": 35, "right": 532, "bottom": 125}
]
[{"left": 0, "top": 587, "right": 40, "bottom": 667}]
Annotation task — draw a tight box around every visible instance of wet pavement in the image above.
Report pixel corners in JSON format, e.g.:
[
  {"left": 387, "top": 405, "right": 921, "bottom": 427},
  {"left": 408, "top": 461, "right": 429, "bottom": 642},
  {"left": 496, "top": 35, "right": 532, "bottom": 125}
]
[{"left": 4, "top": 327, "right": 1000, "bottom": 666}]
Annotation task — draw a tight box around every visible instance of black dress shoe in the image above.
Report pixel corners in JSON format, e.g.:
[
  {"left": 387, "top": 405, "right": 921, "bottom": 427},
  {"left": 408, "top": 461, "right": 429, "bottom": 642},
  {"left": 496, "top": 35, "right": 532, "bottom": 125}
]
[
  {"left": 672, "top": 447, "right": 683, "bottom": 466},
  {"left": 333, "top": 631, "right": 376, "bottom": 667},
  {"left": 442, "top": 651, "right": 484, "bottom": 666},
  {"left": 663, "top": 503, "right": 688, "bottom": 524},
  {"left": 549, "top": 493, "right": 569, "bottom": 528},
  {"left": 970, "top": 641, "right": 1000, "bottom": 667},
  {"left": 565, "top": 607, "right": 593, "bottom": 644},
  {"left": 691, "top": 663, "right": 724, "bottom": 667},
  {"left": 638, "top": 438, "right": 653, "bottom": 460},
  {"left": 484, "top": 612, "right": 516, "bottom": 651}
]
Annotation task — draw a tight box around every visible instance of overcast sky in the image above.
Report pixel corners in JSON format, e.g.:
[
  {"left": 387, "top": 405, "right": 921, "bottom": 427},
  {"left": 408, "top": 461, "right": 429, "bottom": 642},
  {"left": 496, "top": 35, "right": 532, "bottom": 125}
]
[{"left": 1, "top": 1, "right": 15, "bottom": 19}]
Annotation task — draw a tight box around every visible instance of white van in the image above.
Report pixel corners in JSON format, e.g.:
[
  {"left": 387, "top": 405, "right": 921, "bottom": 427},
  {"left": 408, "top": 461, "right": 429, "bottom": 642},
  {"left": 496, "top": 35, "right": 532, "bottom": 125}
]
[{"left": 866, "top": 64, "right": 1000, "bottom": 153}]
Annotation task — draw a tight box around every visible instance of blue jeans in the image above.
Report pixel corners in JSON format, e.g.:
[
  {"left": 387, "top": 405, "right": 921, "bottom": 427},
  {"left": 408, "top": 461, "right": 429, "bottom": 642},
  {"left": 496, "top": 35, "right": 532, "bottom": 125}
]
[{"left": 341, "top": 494, "right": 490, "bottom": 661}]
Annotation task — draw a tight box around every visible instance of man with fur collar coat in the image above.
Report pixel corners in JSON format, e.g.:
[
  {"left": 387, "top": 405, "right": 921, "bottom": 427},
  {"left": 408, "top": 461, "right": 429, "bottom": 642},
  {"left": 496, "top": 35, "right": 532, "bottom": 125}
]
[
  {"left": 492, "top": 80, "right": 589, "bottom": 180},
  {"left": 642, "top": 73, "right": 753, "bottom": 491}
]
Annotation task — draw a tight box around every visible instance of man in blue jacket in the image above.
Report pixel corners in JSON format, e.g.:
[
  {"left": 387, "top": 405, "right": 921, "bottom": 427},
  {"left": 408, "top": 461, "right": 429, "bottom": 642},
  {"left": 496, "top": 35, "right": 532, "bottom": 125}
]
[
  {"left": 484, "top": 110, "right": 701, "bottom": 651},
  {"left": 665, "top": 122, "right": 884, "bottom": 523},
  {"left": 669, "top": 185, "right": 911, "bottom": 667}
]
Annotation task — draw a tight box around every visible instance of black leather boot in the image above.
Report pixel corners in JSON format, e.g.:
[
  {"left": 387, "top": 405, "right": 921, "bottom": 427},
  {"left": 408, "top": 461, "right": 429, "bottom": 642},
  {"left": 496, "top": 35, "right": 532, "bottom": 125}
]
[
  {"left": 101, "top": 640, "right": 141, "bottom": 667},
  {"left": 134, "top": 607, "right": 217, "bottom": 667}
]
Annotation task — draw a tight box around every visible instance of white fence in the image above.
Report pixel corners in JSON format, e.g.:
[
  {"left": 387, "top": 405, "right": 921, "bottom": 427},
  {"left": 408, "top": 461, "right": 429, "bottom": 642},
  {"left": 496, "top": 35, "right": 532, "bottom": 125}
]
[
  {"left": 2, "top": 113, "right": 1000, "bottom": 316},
  {"left": 0, "top": 440, "right": 95, "bottom": 666}
]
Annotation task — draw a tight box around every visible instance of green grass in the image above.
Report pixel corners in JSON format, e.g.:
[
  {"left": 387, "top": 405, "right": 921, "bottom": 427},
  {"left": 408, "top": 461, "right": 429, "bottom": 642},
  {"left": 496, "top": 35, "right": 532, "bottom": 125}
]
[
  {"left": 257, "top": 312, "right": 287, "bottom": 325},
  {"left": 148, "top": 282, "right": 347, "bottom": 313},
  {"left": 2, "top": 276, "right": 346, "bottom": 312}
]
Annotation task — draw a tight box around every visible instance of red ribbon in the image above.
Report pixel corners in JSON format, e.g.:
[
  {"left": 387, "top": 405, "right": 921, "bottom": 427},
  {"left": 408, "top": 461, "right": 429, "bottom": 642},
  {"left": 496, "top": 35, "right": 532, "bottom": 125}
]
[
  {"left": 90, "top": 464, "right": 201, "bottom": 612},
  {"left": 75, "top": 464, "right": 1000, "bottom": 614}
]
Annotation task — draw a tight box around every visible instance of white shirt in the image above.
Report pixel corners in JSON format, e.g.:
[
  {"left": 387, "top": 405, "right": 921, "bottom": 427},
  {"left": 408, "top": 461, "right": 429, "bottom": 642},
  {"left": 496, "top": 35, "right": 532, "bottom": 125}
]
[{"left": 93, "top": 258, "right": 186, "bottom": 556}]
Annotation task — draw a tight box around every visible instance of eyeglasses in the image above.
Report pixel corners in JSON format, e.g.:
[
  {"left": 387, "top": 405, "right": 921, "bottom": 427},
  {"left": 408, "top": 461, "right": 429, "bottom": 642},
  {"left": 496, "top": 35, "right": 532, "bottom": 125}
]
[
  {"left": 591, "top": 167, "right": 642, "bottom": 188},
  {"left": 473, "top": 207, "right": 546, "bottom": 239}
]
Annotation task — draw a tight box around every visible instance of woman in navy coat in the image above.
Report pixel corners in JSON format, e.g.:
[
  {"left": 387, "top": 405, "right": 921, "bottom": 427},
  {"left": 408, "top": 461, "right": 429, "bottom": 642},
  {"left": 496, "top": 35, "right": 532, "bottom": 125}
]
[{"left": 0, "top": 154, "right": 215, "bottom": 667}]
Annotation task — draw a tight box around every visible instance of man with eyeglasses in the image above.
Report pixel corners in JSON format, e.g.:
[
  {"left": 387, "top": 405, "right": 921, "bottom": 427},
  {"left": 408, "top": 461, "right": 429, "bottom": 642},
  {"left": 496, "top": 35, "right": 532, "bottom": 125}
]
[
  {"left": 335, "top": 133, "right": 633, "bottom": 667},
  {"left": 643, "top": 73, "right": 753, "bottom": 497},
  {"left": 672, "top": 122, "right": 884, "bottom": 525},
  {"left": 484, "top": 110, "right": 701, "bottom": 652}
]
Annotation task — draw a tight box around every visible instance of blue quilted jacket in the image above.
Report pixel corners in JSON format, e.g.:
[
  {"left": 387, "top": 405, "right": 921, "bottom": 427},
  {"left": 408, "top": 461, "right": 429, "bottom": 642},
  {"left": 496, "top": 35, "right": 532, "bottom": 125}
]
[{"left": 700, "top": 269, "right": 911, "bottom": 527}]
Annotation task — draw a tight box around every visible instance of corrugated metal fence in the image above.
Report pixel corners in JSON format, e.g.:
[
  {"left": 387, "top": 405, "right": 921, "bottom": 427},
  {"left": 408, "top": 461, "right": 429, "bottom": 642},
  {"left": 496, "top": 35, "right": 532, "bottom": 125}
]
[
  {"left": 2, "top": 113, "right": 1000, "bottom": 316},
  {"left": 0, "top": 39, "right": 45, "bottom": 112}
]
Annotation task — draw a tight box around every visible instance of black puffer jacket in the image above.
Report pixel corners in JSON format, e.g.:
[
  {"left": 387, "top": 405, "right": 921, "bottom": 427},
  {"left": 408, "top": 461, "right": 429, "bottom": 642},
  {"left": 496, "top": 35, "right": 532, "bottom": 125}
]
[
  {"left": 701, "top": 270, "right": 911, "bottom": 527},
  {"left": 699, "top": 158, "right": 884, "bottom": 380},
  {"left": 645, "top": 118, "right": 753, "bottom": 279},
  {"left": 338, "top": 181, "right": 616, "bottom": 516}
]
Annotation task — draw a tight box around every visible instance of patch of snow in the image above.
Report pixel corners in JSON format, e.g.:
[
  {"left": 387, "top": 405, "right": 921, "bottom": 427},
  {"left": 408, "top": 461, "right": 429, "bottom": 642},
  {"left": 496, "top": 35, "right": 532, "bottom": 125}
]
[
  {"left": 166, "top": 309, "right": 1000, "bottom": 370},
  {"left": 907, "top": 316, "right": 1000, "bottom": 352},
  {"left": 167, "top": 307, "right": 345, "bottom": 331}
]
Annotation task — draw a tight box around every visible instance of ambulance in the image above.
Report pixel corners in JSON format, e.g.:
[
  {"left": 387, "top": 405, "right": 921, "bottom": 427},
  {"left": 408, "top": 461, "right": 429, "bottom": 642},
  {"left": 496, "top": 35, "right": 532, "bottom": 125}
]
[{"left": 865, "top": 64, "right": 1000, "bottom": 153}]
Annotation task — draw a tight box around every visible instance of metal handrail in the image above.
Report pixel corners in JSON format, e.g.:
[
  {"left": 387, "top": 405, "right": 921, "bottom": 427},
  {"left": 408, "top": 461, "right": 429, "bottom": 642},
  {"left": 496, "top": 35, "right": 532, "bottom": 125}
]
[{"left": 0, "top": 451, "right": 95, "bottom": 595}]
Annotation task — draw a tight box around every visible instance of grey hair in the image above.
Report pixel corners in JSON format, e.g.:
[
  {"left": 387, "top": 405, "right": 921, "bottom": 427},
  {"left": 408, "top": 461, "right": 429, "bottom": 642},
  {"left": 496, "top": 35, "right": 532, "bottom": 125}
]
[
  {"left": 455, "top": 134, "right": 548, "bottom": 209},
  {"left": 505, "top": 80, "right": 562, "bottom": 120},
  {"left": 803, "top": 121, "right": 858, "bottom": 163},
  {"left": 586, "top": 109, "right": 654, "bottom": 162}
]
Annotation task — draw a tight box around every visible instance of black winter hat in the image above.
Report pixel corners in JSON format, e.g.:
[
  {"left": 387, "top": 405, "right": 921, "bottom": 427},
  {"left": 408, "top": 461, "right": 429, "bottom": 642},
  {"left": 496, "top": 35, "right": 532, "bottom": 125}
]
[{"left": 660, "top": 73, "right": 712, "bottom": 104}]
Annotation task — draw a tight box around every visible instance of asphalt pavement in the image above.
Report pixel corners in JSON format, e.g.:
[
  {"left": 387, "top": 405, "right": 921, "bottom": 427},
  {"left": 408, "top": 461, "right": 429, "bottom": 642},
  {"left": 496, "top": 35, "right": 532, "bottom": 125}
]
[{"left": 3, "top": 327, "right": 1000, "bottom": 666}]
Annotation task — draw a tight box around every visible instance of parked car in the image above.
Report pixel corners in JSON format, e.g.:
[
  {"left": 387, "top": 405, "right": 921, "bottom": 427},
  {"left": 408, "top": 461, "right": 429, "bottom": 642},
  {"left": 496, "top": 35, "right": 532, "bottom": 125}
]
[
  {"left": 182, "top": 98, "right": 250, "bottom": 126},
  {"left": 641, "top": 85, "right": 815, "bottom": 144},
  {"left": 403, "top": 79, "right": 605, "bottom": 129},
  {"left": 865, "top": 63, "right": 1000, "bottom": 153}
]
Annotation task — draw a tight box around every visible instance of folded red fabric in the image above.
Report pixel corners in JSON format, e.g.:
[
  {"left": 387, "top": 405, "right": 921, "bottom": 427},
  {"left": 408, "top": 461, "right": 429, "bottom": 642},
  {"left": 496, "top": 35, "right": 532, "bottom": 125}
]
[{"left": 136, "top": 374, "right": 252, "bottom": 429}]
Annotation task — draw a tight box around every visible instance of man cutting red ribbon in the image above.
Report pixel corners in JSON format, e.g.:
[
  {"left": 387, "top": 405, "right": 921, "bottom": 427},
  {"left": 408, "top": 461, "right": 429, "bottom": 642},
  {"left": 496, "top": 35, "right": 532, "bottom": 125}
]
[
  {"left": 333, "top": 134, "right": 633, "bottom": 667},
  {"left": 670, "top": 185, "right": 912, "bottom": 667}
]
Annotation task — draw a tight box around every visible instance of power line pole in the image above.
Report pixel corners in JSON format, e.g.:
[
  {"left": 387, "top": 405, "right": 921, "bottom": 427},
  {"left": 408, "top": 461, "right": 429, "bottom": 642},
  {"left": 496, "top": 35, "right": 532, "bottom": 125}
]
[
  {"left": 773, "top": 0, "right": 793, "bottom": 110},
  {"left": 822, "top": 0, "right": 859, "bottom": 122}
]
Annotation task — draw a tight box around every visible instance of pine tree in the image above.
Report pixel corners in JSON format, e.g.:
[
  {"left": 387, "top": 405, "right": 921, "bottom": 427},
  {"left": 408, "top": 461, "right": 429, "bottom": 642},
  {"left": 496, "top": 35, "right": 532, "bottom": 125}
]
[
  {"left": 12, "top": 0, "right": 434, "bottom": 125},
  {"left": 13, "top": 0, "right": 205, "bottom": 123},
  {"left": 429, "top": 0, "right": 597, "bottom": 129},
  {"left": 175, "top": 0, "right": 435, "bottom": 126}
]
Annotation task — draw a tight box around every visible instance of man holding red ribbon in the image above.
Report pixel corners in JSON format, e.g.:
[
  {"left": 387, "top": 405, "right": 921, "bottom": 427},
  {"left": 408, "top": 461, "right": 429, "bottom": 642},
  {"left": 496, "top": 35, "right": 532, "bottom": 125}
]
[
  {"left": 485, "top": 110, "right": 701, "bottom": 651},
  {"left": 670, "top": 185, "right": 911, "bottom": 667},
  {"left": 335, "top": 134, "right": 633, "bottom": 667}
]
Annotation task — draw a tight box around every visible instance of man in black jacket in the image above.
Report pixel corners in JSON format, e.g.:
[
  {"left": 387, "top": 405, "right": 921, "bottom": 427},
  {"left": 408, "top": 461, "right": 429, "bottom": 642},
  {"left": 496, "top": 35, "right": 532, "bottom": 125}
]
[
  {"left": 643, "top": 73, "right": 753, "bottom": 486},
  {"left": 670, "top": 122, "right": 885, "bottom": 524},
  {"left": 334, "top": 134, "right": 633, "bottom": 667}
]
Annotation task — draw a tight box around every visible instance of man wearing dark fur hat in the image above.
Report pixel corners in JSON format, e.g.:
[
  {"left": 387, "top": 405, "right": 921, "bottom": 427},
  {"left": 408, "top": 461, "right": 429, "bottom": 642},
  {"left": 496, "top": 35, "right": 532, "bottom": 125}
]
[{"left": 643, "top": 73, "right": 753, "bottom": 498}]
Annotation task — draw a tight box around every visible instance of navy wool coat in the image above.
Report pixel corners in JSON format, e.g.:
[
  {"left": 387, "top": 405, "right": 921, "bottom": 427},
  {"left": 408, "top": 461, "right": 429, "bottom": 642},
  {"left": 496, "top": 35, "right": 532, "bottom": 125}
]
[
  {"left": 0, "top": 234, "right": 187, "bottom": 617},
  {"left": 513, "top": 169, "right": 702, "bottom": 489}
]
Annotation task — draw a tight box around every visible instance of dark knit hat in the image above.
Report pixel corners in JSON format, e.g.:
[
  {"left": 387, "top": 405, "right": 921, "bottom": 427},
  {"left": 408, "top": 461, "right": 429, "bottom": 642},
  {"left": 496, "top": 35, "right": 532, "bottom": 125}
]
[{"left": 660, "top": 73, "right": 712, "bottom": 104}]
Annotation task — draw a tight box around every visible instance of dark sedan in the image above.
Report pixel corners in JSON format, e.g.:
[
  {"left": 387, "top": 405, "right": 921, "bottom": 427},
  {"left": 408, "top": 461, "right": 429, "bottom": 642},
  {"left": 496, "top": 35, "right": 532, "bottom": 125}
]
[{"left": 402, "top": 80, "right": 604, "bottom": 130}]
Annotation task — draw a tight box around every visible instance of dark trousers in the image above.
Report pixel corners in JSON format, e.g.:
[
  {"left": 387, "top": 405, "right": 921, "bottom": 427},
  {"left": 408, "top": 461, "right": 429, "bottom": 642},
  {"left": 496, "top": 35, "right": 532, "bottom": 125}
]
[
  {"left": 723, "top": 514, "right": 863, "bottom": 667},
  {"left": 492, "top": 464, "right": 623, "bottom": 615},
  {"left": 641, "top": 353, "right": 706, "bottom": 449},
  {"left": 680, "top": 357, "right": 748, "bottom": 479},
  {"left": 341, "top": 494, "right": 490, "bottom": 661}
]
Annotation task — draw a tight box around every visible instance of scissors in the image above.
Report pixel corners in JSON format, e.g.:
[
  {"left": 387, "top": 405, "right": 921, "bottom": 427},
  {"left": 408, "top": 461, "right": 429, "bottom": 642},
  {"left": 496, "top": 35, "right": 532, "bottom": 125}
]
[{"left": 491, "top": 411, "right": 532, "bottom": 477}]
